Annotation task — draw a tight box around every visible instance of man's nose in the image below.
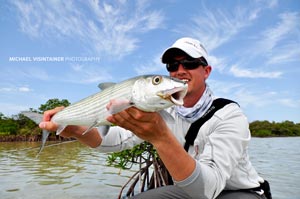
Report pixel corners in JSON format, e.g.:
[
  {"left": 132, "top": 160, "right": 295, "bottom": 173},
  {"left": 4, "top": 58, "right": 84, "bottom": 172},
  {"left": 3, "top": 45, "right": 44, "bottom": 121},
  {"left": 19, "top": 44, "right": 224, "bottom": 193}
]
[{"left": 177, "top": 64, "right": 186, "bottom": 72}]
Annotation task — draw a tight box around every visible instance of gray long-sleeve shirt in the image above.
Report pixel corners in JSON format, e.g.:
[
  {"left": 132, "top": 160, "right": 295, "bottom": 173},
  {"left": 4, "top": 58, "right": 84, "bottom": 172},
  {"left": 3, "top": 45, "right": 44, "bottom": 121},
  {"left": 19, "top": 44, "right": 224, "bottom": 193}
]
[{"left": 97, "top": 102, "right": 263, "bottom": 199}]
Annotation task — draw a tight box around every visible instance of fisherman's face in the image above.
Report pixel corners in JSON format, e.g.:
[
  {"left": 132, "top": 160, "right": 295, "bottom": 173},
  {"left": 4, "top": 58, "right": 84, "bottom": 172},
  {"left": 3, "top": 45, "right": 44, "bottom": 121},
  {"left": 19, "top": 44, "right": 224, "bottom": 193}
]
[{"left": 168, "top": 56, "right": 211, "bottom": 97}]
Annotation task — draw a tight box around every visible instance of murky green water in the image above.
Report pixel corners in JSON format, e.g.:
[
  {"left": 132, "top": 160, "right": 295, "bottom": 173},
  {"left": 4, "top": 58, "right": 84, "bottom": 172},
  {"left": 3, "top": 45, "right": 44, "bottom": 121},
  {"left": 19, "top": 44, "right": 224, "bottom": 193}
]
[
  {"left": 1, "top": 137, "right": 300, "bottom": 199},
  {"left": 0, "top": 141, "right": 136, "bottom": 199}
]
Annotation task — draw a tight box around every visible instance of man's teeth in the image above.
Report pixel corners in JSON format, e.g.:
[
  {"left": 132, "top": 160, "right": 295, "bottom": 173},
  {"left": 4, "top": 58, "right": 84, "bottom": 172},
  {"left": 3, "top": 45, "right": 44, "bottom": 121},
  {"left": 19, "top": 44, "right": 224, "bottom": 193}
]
[{"left": 182, "top": 79, "right": 189, "bottom": 82}]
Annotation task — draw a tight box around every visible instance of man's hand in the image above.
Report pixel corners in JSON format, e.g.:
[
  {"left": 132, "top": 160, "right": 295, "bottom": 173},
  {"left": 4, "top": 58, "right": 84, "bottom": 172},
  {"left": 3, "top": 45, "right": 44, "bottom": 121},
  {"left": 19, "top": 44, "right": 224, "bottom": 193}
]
[
  {"left": 39, "top": 106, "right": 64, "bottom": 132},
  {"left": 38, "top": 106, "right": 78, "bottom": 138},
  {"left": 106, "top": 107, "right": 171, "bottom": 144}
]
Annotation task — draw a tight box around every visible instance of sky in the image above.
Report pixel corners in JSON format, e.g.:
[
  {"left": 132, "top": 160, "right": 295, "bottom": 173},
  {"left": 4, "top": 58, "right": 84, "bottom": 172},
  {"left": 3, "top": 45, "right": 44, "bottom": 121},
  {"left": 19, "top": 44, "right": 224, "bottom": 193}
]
[{"left": 0, "top": 0, "right": 299, "bottom": 123}]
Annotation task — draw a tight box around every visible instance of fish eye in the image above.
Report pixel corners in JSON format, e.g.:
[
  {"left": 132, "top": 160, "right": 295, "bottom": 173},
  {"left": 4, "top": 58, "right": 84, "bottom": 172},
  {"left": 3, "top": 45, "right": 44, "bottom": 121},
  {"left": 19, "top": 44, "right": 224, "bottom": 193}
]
[{"left": 152, "top": 76, "right": 162, "bottom": 85}]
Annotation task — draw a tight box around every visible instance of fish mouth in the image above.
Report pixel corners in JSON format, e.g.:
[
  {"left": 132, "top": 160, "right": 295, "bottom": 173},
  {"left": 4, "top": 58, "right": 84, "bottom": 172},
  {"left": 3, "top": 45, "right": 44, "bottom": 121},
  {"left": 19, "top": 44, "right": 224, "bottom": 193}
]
[{"left": 157, "top": 85, "right": 188, "bottom": 106}]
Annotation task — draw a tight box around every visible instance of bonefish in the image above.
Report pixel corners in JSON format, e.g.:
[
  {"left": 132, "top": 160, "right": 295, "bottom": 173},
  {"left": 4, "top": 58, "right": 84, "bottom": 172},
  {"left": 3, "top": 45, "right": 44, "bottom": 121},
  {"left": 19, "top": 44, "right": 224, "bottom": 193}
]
[{"left": 22, "top": 75, "right": 188, "bottom": 155}]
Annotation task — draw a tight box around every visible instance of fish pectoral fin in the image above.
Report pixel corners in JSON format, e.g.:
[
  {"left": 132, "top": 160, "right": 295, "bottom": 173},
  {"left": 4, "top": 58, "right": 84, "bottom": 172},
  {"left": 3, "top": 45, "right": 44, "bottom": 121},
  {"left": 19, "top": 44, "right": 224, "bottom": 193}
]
[
  {"left": 82, "top": 121, "right": 98, "bottom": 135},
  {"left": 98, "top": 125, "right": 110, "bottom": 137},
  {"left": 158, "top": 110, "right": 175, "bottom": 124},
  {"left": 107, "top": 99, "right": 134, "bottom": 114},
  {"left": 56, "top": 125, "right": 66, "bottom": 135}
]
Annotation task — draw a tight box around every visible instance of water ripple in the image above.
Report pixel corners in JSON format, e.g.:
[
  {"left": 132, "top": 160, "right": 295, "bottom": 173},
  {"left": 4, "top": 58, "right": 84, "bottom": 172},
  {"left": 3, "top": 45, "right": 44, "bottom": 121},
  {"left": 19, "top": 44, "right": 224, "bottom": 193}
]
[{"left": 1, "top": 138, "right": 299, "bottom": 199}]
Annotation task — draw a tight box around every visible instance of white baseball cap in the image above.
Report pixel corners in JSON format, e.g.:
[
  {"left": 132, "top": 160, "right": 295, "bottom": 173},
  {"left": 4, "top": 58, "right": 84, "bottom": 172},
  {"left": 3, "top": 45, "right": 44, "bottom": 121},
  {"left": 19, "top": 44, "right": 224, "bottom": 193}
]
[{"left": 161, "top": 37, "right": 208, "bottom": 63}]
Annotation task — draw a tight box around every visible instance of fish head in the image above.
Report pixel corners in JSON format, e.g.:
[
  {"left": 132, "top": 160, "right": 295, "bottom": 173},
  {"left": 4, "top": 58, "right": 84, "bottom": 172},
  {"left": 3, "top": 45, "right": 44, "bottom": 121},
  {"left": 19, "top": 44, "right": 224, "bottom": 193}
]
[{"left": 131, "top": 75, "right": 188, "bottom": 112}]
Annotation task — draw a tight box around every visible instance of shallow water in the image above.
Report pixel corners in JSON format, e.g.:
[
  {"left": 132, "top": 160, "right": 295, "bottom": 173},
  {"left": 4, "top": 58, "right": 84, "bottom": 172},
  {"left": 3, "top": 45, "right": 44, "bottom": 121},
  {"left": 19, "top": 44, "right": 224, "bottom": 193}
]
[
  {"left": 0, "top": 137, "right": 299, "bottom": 199},
  {"left": 249, "top": 137, "right": 300, "bottom": 199},
  {"left": 0, "top": 141, "right": 136, "bottom": 199}
]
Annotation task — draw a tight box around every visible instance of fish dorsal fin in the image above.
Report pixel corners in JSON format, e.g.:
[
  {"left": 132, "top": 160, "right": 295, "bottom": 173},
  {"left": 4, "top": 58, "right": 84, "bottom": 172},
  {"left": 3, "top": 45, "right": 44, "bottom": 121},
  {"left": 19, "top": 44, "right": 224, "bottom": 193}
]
[{"left": 98, "top": 82, "right": 116, "bottom": 90}]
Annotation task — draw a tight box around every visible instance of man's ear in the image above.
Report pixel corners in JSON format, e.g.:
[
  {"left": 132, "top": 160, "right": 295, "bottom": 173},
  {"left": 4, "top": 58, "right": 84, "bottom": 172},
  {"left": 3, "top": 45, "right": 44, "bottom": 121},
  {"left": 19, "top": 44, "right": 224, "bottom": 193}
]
[{"left": 204, "top": 65, "right": 212, "bottom": 80}]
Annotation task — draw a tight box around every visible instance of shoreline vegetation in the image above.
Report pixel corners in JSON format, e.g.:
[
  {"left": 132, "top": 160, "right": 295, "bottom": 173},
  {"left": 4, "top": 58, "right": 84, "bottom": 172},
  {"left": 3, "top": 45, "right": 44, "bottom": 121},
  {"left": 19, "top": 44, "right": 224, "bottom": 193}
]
[
  {"left": 1, "top": 98, "right": 299, "bottom": 142},
  {"left": 1, "top": 118, "right": 299, "bottom": 142},
  {"left": 0, "top": 134, "right": 74, "bottom": 142}
]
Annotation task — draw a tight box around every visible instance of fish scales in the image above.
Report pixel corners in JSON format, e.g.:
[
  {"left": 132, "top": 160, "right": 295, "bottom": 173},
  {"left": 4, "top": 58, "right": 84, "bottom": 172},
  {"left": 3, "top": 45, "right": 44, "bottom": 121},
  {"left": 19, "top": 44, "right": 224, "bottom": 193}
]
[{"left": 51, "top": 77, "right": 136, "bottom": 127}]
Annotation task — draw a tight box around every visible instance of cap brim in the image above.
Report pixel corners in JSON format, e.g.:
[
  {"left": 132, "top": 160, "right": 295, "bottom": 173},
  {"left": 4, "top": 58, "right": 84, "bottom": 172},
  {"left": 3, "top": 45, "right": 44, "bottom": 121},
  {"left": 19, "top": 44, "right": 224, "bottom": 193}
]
[{"left": 161, "top": 48, "right": 189, "bottom": 63}]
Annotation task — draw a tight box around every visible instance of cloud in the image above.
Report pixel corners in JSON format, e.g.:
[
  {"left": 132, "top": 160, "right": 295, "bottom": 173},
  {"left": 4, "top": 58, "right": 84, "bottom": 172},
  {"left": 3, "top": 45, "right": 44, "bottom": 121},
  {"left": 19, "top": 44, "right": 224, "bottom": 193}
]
[
  {"left": 234, "top": 89, "right": 269, "bottom": 107},
  {"left": 267, "top": 42, "right": 300, "bottom": 65},
  {"left": 266, "top": 0, "right": 279, "bottom": 8},
  {"left": 0, "top": 87, "right": 13, "bottom": 92},
  {"left": 278, "top": 98, "right": 300, "bottom": 108},
  {"left": 208, "top": 79, "right": 242, "bottom": 96},
  {"left": 67, "top": 64, "right": 113, "bottom": 84},
  {"left": 210, "top": 77, "right": 300, "bottom": 117},
  {"left": 0, "top": 65, "right": 50, "bottom": 82},
  {"left": 229, "top": 65, "right": 282, "bottom": 78},
  {"left": 11, "top": 0, "right": 164, "bottom": 59},
  {"left": 178, "top": 1, "right": 267, "bottom": 51},
  {"left": 134, "top": 54, "right": 165, "bottom": 75},
  {"left": 208, "top": 55, "right": 227, "bottom": 73},
  {"left": 19, "top": 87, "right": 32, "bottom": 92},
  {"left": 0, "top": 102, "right": 30, "bottom": 116},
  {"left": 209, "top": 79, "right": 271, "bottom": 107},
  {"left": 253, "top": 12, "right": 300, "bottom": 64},
  {"left": 210, "top": 79, "right": 297, "bottom": 110},
  {"left": 0, "top": 86, "right": 33, "bottom": 93}
]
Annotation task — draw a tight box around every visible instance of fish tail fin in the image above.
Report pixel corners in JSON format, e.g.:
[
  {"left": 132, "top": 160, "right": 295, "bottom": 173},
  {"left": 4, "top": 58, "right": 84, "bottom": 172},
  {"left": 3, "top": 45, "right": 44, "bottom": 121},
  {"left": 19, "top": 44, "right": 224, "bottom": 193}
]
[
  {"left": 21, "top": 111, "right": 50, "bottom": 156},
  {"left": 36, "top": 129, "right": 50, "bottom": 157}
]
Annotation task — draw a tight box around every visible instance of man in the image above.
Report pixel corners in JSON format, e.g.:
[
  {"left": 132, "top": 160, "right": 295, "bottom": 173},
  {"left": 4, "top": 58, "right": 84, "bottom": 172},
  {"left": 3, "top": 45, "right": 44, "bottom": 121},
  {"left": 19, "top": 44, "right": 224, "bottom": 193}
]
[{"left": 40, "top": 37, "right": 270, "bottom": 199}]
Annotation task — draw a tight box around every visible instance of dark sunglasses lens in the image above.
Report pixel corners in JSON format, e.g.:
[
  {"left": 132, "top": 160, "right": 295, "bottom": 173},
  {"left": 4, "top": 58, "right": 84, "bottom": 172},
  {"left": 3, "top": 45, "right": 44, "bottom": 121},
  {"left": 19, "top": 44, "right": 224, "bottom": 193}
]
[
  {"left": 183, "top": 61, "right": 200, "bottom": 69},
  {"left": 166, "top": 59, "right": 206, "bottom": 72},
  {"left": 166, "top": 63, "right": 179, "bottom": 72}
]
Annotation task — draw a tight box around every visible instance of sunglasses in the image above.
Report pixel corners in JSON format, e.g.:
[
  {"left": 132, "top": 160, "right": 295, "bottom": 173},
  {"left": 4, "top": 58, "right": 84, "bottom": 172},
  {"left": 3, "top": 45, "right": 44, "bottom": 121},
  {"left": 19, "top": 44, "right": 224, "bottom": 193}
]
[{"left": 166, "top": 58, "right": 208, "bottom": 72}]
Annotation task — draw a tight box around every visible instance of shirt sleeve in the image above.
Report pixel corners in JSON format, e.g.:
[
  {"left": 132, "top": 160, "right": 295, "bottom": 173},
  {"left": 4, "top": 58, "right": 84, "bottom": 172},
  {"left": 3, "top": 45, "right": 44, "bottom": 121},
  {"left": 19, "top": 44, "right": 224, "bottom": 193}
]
[{"left": 174, "top": 104, "right": 251, "bottom": 199}]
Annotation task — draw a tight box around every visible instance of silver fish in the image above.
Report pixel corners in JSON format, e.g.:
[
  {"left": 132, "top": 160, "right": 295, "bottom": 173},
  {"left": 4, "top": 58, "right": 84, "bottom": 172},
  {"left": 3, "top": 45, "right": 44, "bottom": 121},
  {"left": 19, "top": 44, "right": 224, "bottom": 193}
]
[{"left": 22, "top": 75, "right": 188, "bottom": 155}]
